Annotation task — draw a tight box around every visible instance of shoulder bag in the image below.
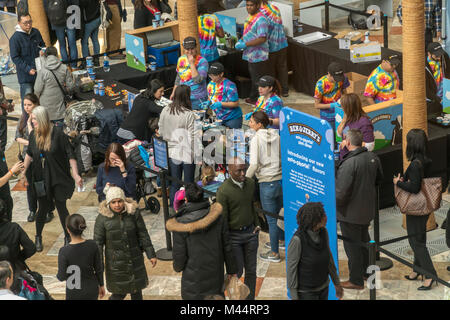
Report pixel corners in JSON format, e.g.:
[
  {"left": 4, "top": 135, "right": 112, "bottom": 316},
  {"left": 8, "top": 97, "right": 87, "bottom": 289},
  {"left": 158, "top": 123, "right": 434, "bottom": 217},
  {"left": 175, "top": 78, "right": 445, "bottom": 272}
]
[
  {"left": 49, "top": 69, "right": 73, "bottom": 107},
  {"left": 394, "top": 160, "right": 442, "bottom": 216}
]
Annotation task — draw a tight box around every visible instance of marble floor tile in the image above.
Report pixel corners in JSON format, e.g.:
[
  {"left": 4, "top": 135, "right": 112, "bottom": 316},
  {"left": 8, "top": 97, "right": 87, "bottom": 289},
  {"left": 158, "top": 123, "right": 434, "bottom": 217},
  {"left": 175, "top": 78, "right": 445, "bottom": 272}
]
[{"left": 257, "top": 277, "right": 287, "bottom": 298}]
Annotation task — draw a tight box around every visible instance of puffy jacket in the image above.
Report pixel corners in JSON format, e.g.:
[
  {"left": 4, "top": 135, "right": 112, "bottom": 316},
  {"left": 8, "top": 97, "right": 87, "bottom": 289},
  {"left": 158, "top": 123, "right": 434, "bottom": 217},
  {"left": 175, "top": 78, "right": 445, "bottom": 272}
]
[
  {"left": 34, "top": 55, "right": 75, "bottom": 121},
  {"left": 0, "top": 221, "right": 36, "bottom": 273},
  {"left": 94, "top": 199, "right": 156, "bottom": 295},
  {"left": 9, "top": 25, "right": 45, "bottom": 84},
  {"left": 336, "top": 147, "right": 383, "bottom": 225},
  {"left": 166, "top": 202, "right": 237, "bottom": 300}
]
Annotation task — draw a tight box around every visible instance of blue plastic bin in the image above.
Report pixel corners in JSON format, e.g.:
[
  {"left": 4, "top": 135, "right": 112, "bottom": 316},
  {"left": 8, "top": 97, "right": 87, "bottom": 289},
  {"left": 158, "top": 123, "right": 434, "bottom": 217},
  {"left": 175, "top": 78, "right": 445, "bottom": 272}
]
[{"left": 147, "top": 42, "right": 180, "bottom": 68}]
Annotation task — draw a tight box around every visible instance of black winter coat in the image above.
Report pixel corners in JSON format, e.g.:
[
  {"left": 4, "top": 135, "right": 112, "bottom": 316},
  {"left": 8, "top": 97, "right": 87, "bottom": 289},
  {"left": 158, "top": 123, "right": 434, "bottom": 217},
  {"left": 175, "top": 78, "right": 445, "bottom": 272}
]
[
  {"left": 166, "top": 202, "right": 237, "bottom": 300},
  {"left": 0, "top": 221, "right": 36, "bottom": 272},
  {"left": 336, "top": 147, "right": 383, "bottom": 225},
  {"left": 94, "top": 199, "right": 156, "bottom": 295}
]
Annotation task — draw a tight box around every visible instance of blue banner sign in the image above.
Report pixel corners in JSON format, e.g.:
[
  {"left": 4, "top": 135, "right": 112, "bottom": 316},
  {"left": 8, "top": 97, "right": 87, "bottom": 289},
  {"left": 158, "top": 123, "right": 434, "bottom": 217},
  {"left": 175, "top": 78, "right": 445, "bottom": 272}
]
[
  {"left": 153, "top": 137, "right": 169, "bottom": 171},
  {"left": 280, "top": 108, "right": 339, "bottom": 300}
]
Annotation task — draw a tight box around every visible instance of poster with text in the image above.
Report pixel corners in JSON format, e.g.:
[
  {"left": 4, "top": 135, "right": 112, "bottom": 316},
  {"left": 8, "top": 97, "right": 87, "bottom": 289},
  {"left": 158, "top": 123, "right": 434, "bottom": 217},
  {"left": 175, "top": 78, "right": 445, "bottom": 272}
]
[{"left": 280, "top": 108, "right": 338, "bottom": 300}]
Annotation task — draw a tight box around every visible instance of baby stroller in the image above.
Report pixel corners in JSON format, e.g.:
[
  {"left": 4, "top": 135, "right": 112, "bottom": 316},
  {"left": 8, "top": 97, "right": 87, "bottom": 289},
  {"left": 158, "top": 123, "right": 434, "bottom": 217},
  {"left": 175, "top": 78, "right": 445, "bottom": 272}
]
[{"left": 125, "top": 141, "right": 161, "bottom": 214}]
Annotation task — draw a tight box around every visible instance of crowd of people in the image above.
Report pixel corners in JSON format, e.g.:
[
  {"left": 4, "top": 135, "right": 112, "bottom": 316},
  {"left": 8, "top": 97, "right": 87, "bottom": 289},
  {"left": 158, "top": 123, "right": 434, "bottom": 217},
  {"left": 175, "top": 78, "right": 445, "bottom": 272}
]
[{"left": 0, "top": 0, "right": 448, "bottom": 301}]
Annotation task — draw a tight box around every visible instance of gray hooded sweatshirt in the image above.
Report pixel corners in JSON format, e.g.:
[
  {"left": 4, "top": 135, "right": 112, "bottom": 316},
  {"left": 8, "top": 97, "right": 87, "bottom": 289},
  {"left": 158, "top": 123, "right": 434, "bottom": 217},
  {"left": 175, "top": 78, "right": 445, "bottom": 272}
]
[{"left": 34, "top": 55, "right": 75, "bottom": 121}]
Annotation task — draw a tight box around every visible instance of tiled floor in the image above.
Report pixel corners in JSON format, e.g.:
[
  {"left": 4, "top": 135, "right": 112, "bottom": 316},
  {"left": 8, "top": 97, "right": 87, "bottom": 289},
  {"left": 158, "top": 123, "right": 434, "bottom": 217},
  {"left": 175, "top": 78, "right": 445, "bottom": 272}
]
[{"left": 2, "top": 0, "right": 450, "bottom": 300}]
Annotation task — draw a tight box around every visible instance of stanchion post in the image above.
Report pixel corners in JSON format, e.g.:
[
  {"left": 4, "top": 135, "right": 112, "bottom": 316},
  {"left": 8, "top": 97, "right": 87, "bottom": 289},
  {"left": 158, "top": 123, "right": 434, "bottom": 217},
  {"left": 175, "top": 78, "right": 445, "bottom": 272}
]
[
  {"left": 155, "top": 170, "right": 173, "bottom": 261},
  {"left": 383, "top": 14, "right": 388, "bottom": 48},
  {"left": 325, "top": 0, "right": 330, "bottom": 31},
  {"left": 374, "top": 186, "right": 393, "bottom": 270},
  {"left": 368, "top": 240, "right": 377, "bottom": 301}
]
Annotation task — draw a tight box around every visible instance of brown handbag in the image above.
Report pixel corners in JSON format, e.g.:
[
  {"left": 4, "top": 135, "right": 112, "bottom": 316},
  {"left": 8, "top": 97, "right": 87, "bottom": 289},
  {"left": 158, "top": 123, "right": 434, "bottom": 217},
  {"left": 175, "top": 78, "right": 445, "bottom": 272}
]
[{"left": 394, "top": 176, "right": 443, "bottom": 216}]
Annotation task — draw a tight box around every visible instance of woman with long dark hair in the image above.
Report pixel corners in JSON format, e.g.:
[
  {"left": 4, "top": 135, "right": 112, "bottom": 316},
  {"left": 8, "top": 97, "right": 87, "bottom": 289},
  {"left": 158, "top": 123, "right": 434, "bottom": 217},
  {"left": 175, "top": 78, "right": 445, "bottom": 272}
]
[
  {"left": 337, "top": 93, "right": 375, "bottom": 160},
  {"left": 158, "top": 85, "right": 196, "bottom": 206},
  {"left": 117, "top": 79, "right": 165, "bottom": 143},
  {"left": 287, "top": 202, "right": 343, "bottom": 300},
  {"left": 393, "top": 129, "right": 438, "bottom": 291},
  {"left": 246, "top": 111, "right": 284, "bottom": 262},
  {"left": 20, "top": 106, "right": 82, "bottom": 252},
  {"left": 248, "top": 75, "right": 283, "bottom": 129},
  {"left": 96, "top": 142, "right": 136, "bottom": 202},
  {"left": 134, "top": 0, "right": 171, "bottom": 29},
  {"left": 15, "top": 93, "right": 39, "bottom": 223},
  {"left": 57, "top": 214, "right": 105, "bottom": 300}
]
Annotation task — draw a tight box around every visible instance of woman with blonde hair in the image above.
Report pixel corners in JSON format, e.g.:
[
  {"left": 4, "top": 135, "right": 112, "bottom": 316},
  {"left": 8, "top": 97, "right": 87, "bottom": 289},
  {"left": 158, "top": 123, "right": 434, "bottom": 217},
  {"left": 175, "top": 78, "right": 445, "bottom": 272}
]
[{"left": 21, "top": 106, "right": 83, "bottom": 252}]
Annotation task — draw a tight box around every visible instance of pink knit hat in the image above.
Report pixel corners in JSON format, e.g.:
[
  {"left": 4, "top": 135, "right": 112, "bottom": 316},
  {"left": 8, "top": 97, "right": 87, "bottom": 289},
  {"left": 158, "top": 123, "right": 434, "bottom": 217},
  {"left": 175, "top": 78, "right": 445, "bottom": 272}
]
[{"left": 173, "top": 188, "right": 186, "bottom": 211}]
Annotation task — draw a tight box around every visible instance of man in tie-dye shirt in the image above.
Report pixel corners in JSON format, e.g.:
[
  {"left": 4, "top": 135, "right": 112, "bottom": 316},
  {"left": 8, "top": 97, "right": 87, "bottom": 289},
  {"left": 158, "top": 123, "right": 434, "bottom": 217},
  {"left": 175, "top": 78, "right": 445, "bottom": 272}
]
[
  {"left": 235, "top": 0, "right": 269, "bottom": 105},
  {"left": 171, "top": 37, "right": 209, "bottom": 110},
  {"left": 364, "top": 55, "right": 400, "bottom": 105},
  {"left": 198, "top": 5, "right": 225, "bottom": 63},
  {"left": 260, "top": 0, "right": 289, "bottom": 97},
  {"left": 426, "top": 42, "right": 446, "bottom": 100},
  {"left": 207, "top": 62, "right": 243, "bottom": 129},
  {"left": 314, "top": 62, "right": 350, "bottom": 127}
]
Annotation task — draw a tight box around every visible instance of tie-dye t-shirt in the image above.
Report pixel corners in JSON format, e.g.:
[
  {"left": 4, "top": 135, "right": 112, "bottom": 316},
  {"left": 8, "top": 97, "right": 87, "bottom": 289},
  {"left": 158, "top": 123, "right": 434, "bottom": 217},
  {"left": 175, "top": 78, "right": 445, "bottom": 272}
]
[
  {"left": 243, "top": 12, "right": 269, "bottom": 63},
  {"left": 314, "top": 75, "right": 350, "bottom": 122},
  {"left": 364, "top": 65, "right": 400, "bottom": 103},
  {"left": 427, "top": 56, "right": 443, "bottom": 98},
  {"left": 253, "top": 93, "right": 283, "bottom": 129},
  {"left": 260, "top": 2, "right": 288, "bottom": 53},
  {"left": 198, "top": 14, "right": 222, "bottom": 63},
  {"left": 176, "top": 55, "right": 209, "bottom": 100},
  {"left": 207, "top": 78, "right": 242, "bottom": 121}
]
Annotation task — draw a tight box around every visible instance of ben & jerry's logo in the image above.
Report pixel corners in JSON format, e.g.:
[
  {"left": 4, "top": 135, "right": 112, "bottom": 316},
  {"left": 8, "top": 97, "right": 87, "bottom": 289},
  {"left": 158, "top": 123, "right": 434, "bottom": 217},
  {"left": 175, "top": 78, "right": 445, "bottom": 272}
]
[{"left": 288, "top": 123, "right": 322, "bottom": 145}]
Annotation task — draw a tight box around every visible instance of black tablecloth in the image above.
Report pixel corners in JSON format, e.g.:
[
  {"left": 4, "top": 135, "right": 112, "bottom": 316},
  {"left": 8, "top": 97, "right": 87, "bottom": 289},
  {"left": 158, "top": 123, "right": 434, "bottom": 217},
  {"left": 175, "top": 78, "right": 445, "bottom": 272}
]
[
  {"left": 287, "top": 24, "right": 403, "bottom": 96},
  {"left": 375, "top": 123, "right": 449, "bottom": 208},
  {"left": 75, "top": 78, "right": 139, "bottom": 111}
]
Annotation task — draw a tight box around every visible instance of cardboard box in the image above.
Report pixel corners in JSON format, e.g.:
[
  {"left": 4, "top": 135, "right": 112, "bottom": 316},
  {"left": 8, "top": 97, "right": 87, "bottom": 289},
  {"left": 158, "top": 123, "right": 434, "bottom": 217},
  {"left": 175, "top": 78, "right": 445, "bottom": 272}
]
[
  {"left": 335, "top": 31, "right": 363, "bottom": 50},
  {"left": 345, "top": 72, "right": 368, "bottom": 97},
  {"left": 350, "top": 42, "right": 381, "bottom": 63}
]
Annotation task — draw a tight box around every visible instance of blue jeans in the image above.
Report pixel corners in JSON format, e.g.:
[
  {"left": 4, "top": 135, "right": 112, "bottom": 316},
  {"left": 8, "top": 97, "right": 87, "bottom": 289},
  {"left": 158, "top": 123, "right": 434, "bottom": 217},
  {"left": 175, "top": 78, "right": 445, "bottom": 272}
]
[
  {"left": 53, "top": 26, "right": 78, "bottom": 68},
  {"left": 81, "top": 17, "right": 101, "bottom": 58},
  {"left": 259, "top": 180, "right": 284, "bottom": 254},
  {"left": 222, "top": 117, "right": 243, "bottom": 129},
  {"left": 168, "top": 158, "right": 195, "bottom": 206},
  {"left": 20, "top": 82, "right": 33, "bottom": 113}
]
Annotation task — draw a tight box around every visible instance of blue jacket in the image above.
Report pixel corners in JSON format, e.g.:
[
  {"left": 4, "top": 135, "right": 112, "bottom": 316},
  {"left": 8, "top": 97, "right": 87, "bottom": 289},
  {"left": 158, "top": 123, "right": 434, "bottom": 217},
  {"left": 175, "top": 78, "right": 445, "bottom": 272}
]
[{"left": 9, "top": 26, "right": 45, "bottom": 84}]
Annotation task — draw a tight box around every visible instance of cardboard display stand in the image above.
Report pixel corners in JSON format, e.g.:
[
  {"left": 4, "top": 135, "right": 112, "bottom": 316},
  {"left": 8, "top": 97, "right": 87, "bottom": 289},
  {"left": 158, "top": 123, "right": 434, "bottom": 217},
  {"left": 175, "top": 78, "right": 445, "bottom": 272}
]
[{"left": 125, "top": 21, "right": 180, "bottom": 72}]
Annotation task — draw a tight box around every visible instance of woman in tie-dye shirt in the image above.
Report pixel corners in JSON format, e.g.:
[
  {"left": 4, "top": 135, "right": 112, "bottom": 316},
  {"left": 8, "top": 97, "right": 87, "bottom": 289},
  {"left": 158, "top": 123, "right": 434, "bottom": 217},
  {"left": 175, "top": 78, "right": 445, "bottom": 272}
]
[
  {"left": 364, "top": 55, "right": 400, "bottom": 105},
  {"left": 207, "top": 62, "right": 243, "bottom": 129},
  {"left": 197, "top": 5, "right": 225, "bottom": 63},
  {"left": 171, "top": 37, "right": 209, "bottom": 110},
  {"left": 248, "top": 75, "right": 283, "bottom": 130}
]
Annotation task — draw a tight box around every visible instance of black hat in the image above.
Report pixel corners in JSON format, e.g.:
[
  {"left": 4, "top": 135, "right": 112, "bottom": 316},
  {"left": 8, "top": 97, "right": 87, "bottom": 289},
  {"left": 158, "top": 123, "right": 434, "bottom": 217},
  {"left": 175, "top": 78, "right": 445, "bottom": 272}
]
[
  {"left": 384, "top": 54, "right": 401, "bottom": 66},
  {"left": 208, "top": 62, "right": 224, "bottom": 75},
  {"left": 183, "top": 37, "right": 197, "bottom": 49},
  {"left": 256, "top": 75, "right": 276, "bottom": 87},
  {"left": 427, "top": 42, "right": 445, "bottom": 57},
  {"left": 328, "top": 62, "right": 345, "bottom": 82}
]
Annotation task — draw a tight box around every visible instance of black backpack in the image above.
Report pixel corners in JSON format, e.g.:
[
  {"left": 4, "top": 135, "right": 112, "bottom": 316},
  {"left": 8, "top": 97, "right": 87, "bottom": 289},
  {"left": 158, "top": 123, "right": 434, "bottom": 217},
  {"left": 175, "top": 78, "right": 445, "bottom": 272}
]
[{"left": 48, "top": 0, "right": 69, "bottom": 27}]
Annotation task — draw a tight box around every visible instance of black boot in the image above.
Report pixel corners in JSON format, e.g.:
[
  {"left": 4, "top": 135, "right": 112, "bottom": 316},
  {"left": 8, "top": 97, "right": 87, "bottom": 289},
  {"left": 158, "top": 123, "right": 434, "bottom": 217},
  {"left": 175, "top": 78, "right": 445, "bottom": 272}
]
[
  {"left": 45, "top": 211, "right": 54, "bottom": 223},
  {"left": 27, "top": 211, "right": 36, "bottom": 222},
  {"left": 35, "top": 235, "right": 43, "bottom": 252}
]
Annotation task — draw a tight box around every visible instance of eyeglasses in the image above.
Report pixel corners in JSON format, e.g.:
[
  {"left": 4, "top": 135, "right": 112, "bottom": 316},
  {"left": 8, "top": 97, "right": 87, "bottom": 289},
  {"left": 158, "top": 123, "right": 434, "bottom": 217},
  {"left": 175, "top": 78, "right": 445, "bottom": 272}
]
[{"left": 21, "top": 20, "right": 32, "bottom": 25}]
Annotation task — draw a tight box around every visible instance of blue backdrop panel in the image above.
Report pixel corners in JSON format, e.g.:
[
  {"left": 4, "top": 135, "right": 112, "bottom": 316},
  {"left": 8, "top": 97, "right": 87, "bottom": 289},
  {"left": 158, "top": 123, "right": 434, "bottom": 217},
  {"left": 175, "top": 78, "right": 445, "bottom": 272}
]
[{"left": 280, "top": 108, "right": 339, "bottom": 300}]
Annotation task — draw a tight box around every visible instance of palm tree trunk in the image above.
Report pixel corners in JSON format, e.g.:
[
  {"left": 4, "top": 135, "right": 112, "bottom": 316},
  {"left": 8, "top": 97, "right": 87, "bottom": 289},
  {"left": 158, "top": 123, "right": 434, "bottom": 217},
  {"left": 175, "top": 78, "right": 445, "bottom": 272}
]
[
  {"left": 177, "top": 0, "right": 200, "bottom": 51},
  {"left": 401, "top": 0, "right": 436, "bottom": 231},
  {"left": 28, "top": 0, "right": 51, "bottom": 46}
]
